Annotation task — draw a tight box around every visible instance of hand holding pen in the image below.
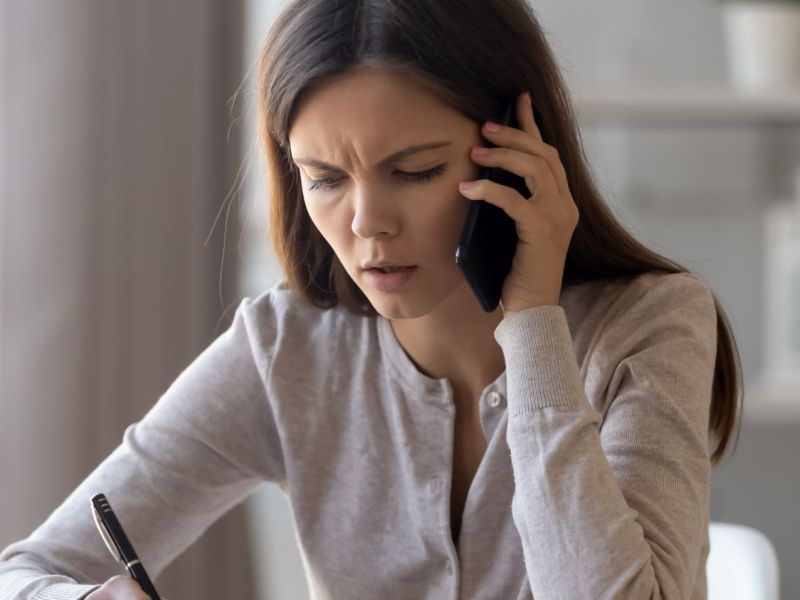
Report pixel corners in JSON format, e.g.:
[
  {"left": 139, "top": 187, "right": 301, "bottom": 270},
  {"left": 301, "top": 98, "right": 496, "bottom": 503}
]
[{"left": 87, "top": 493, "right": 167, "bottom": 600}]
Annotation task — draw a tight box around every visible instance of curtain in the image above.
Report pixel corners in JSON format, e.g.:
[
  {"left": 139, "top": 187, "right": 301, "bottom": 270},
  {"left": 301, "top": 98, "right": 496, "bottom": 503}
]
[{"left": 0, "top": 1, "right": 258, "bottom": 598}]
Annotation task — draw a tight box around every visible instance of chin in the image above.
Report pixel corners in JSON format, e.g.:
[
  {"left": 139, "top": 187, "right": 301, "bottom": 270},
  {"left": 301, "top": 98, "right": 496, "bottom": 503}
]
[
  {"left": 367, "top": 296, "right": 428, "bottom": 320},
  {"left": 356, "top": 282, "right": 426, "bottom": 319},
  {"left": 360, "top": 277, "right": 468, "bottom": 321}
]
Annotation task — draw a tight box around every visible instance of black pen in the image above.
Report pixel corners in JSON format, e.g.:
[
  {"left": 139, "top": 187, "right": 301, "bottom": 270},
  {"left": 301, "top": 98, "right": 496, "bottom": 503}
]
[{"left": 90, "top": 492, "right": 162, "bottom": 600}]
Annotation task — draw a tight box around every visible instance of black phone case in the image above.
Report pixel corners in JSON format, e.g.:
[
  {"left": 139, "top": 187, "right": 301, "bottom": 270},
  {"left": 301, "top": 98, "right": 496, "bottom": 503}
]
[{"left": 455, "top": 98, "right": 532, "bottom": 311}]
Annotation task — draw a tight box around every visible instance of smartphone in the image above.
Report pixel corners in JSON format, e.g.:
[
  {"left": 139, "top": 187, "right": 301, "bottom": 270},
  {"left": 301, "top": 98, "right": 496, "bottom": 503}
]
[{"left": 455, "top": 97, "right": 532, "bottom": 312}]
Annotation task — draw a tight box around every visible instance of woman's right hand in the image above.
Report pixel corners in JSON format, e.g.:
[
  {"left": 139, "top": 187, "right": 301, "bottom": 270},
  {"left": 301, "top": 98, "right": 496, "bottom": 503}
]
[{"left": 85, "top": 575, "right": 168, "bottom": 599}]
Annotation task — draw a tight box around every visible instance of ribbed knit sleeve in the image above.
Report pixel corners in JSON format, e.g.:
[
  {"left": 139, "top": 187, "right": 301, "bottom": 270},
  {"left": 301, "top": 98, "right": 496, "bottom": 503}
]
[
  {"left": 495, "top": 273, "right": 717, "bottom": 599},
  {"left": 0, "top": 295, "right": 285, "bottom": 599}
]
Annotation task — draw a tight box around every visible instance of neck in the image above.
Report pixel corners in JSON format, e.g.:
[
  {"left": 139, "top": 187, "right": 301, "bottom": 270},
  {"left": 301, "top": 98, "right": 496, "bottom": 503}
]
[{"left": 389, "top": 281, "right": 506, "bottom": 402}]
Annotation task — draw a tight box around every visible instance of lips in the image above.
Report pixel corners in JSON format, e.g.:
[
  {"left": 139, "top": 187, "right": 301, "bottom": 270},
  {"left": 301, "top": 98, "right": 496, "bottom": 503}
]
[
  {"left": 367, "top": 266, "right": 414, "bottom": 273},
  {"left": 361, "top": 261, "right": 417, "bottom": 271},
  {"left": 362, "top": 265, "right": 418, "bottom": 292}
]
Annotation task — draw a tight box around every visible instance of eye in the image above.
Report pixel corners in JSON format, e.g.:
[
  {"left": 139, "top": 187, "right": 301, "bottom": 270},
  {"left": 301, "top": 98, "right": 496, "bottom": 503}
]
[{"left": 307, "top": 165, "right": 447, "bottom": 192}]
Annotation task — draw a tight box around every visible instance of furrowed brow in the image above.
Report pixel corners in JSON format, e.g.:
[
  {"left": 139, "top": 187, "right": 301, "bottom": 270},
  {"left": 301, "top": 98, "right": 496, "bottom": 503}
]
[{"left": 292, "top": 141, "right": 452, "bottom": 171}]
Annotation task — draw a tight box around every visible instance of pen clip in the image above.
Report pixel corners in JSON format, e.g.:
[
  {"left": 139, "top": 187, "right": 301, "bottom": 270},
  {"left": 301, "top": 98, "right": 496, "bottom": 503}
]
[{"left": 91, "top": 499, "right": 123, "bottom": 564}]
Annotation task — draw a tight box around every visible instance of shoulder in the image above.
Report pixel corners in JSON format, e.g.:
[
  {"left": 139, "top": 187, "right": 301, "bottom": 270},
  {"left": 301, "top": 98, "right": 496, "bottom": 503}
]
[
  {"left": 561, "top": 271, "right": 717, "bottom": 369},
  {"left": 563, "top": 271, "right": 715, "bottom": 332},
  {"left": 234, "top": 280, "right": 371, "bottom": 359},
  {"left": 609, "top": 271, "right": 716, "bottom": 332},
  {"left": 618, "top": 270, "right": 714, "bottom": 311},
  {"left": 562, "top": 271, "right": 718, "bottom": 417},
  {"left": 239, "top": 280, "right": 327, "bottom": 330}
]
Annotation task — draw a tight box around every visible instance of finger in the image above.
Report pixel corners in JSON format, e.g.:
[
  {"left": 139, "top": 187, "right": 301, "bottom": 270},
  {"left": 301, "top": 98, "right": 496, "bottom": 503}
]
[
  {"left": 458, "top": 178, "right": 528, "bottom": 222},
  {"left": 517, "top": 90, "right": 542, "bottom": 140},
  {"left": 482, "top": 103, "right": 570, "bottom": 198},
  {"left": 470, "top": 146, "right": 559, "bottom": 200},
  {"left": 524, "top": 92, "right": 572, "bottom": 199}
]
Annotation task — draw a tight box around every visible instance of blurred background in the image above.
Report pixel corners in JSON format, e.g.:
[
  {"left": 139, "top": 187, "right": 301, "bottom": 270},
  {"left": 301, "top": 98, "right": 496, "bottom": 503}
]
[{"left": 1, "top": 0, "right": 799, "bottom": 598}]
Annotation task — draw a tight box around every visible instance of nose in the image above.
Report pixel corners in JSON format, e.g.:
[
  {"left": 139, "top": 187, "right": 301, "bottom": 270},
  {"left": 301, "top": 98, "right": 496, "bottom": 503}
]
[{"left": 350, "top": 189, "right": 400, "bottom": 239}]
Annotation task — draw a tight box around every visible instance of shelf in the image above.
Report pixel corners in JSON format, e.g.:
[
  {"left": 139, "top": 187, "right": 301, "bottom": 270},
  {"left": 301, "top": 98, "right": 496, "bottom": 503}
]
[
  {"left": 743, "top": 377, "right": 800, "bottom": 421},
  {"left": 573, "top": 85, "right": 800, "bottom": 127}
]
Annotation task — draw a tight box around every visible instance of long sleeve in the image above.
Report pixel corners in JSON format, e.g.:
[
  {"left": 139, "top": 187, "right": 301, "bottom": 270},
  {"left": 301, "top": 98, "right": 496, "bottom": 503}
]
[
  {"left": 495, "top": 273, "right": 717, "bottom": 599},
  {"left": 0, "top": 296, "right": 285, "bottom": 600}
]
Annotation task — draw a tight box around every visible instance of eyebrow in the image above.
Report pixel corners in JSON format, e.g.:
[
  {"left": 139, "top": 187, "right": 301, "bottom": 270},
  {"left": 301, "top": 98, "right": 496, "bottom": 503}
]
[{"left": 292, "top": 141, "right": 452, "bottom": 171}]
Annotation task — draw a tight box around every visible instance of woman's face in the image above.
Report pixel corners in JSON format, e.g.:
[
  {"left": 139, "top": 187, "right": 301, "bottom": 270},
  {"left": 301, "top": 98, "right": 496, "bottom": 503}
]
[{"left": 288, "top": 67, "right": 484, "bottom": 320}]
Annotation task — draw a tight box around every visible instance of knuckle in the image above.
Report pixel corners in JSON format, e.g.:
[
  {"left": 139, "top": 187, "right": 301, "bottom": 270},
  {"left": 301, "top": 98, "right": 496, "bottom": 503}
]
[
  {"left": 532, "top": 155, "right": 548, "bottom": 170},
  {"left": 529, "top": 156, "right": 548, "bottom": 178}
]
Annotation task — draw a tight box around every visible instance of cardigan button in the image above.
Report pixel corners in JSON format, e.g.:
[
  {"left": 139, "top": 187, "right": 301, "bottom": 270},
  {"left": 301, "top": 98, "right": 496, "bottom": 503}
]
[
  {"left": 487, "top": 391, "right": 504, "bottom": 408},
  {"left": 429, "top": 479, "right": 443, "bottom": 494}
]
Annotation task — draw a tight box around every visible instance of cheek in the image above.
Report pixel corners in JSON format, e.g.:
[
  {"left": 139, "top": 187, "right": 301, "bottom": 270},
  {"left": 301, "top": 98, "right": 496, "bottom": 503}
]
[
  {"left": 414, "top": 184, "right": 471, "bottom": 251},
  {"left": 407, "top": 191, "right": 470, "bottom": 301},
  {"left": 303, "top": 198, "right": 350, "bottom": 259}
]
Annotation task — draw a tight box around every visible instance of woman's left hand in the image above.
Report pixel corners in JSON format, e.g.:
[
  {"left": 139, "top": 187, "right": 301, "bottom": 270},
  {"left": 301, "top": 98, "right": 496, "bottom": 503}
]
[{"left": 458, "top": 90, "right": 580, "bottom": 316}]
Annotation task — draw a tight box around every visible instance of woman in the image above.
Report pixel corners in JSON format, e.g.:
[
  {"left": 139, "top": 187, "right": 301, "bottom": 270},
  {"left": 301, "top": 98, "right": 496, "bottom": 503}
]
[{"left": 0, "top": 0, "right": 743, "bottom": 598}]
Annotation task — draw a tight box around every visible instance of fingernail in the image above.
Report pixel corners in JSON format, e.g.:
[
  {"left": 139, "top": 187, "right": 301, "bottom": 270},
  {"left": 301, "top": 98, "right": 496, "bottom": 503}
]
[
  {"left": 525, "top": 91, "right": 532, "bottom": 105},
  {"left": 472, "top": 146, "right": 489, "bottom": 156},
  {"left": 459, "top": 181, "right": 475, "bottom": 191},
  {"left": 484, "top": 121, "right": 501, "bottom": 133}
]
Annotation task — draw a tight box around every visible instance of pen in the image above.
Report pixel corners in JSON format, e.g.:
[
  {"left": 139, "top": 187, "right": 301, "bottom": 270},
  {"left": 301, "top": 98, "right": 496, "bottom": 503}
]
[{"left": 90, "top": 492, "right": 162, "bottom": 600}]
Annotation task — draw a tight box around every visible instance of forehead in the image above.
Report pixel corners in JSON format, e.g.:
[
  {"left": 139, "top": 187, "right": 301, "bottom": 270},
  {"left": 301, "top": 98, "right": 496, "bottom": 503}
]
[{"left": 288, "top": 68, "right": 469, "bottom": 160}]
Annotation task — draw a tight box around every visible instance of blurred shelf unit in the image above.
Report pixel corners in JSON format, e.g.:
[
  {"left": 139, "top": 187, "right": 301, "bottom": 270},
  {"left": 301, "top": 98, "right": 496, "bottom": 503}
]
[
  {"left": 743, "top": 378, "right": 800, "bottom": 421},
  {"left": 573, "top": 85, "right": 800, "bottom": 127}
]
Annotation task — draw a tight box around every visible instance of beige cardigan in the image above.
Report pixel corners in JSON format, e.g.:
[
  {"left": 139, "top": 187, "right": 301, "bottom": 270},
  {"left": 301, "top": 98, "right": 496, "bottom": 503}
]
[{"left": 0, "top": 271, "right": 718, "bottom": 599}]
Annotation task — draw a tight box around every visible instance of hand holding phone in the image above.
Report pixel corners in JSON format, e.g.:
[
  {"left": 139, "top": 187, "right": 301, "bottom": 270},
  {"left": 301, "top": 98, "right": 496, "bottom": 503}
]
[{"left": 455, "top": 98, "right": 531, "bottom": 312}]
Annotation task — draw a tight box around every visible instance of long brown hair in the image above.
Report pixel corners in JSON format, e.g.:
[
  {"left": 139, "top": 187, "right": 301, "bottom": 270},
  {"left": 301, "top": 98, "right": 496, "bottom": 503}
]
[{"left": 253, "top": 0, "right": 742, "bottom": 465}]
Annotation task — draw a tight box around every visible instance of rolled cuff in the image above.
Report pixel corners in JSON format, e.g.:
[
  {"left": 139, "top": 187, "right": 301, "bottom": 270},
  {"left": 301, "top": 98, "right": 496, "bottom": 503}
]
[{"left": 494, "top": 305, "right": 585, "bottom": 416}]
